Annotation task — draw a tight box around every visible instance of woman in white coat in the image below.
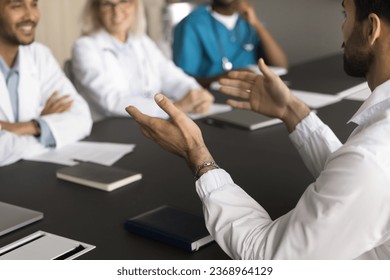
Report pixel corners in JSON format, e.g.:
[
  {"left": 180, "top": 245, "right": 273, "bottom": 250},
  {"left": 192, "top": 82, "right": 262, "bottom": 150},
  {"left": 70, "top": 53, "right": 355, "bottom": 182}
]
[{"left": 71, "top": 0, "right": 214, "bottom": 121}]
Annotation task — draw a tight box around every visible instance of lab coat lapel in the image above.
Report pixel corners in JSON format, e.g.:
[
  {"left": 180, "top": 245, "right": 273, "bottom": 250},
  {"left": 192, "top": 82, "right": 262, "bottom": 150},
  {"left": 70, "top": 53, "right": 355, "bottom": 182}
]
[
  {"left": 95, "top": 30, "right": 118, "bottom": 56},
  {"left": 0, "top": 74, "right": 14, "bottom": 122},
  {"left": 17, "top": 46, "right": 41, "bottom": 121}
]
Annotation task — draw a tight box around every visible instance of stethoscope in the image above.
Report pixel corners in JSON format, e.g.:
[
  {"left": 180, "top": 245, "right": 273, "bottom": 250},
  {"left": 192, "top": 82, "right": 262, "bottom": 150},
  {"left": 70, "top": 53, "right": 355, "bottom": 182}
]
[{"left": 210, "top": 14, "right": 255, "bottom": 72}]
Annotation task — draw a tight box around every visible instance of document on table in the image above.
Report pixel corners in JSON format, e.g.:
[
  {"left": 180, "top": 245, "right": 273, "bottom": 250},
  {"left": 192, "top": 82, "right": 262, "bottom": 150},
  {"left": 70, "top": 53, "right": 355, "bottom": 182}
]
[
  {"left": 343, "top": 82, "right": 370, "bottom": 101},
  {"left": 291, "top": 90, "right": 342, "bottom": 109},
  {"left": 189, "top": 103, "right": 232, "bottom": 120},
  {"left": 24, "top": 141, "right": 136, "bottom": 166},
  {"left": 246, "top": 64, "right": 288, "bottom": 76},
  {"left": 337, "top": 82, "right": 369, "bottom": 99}
]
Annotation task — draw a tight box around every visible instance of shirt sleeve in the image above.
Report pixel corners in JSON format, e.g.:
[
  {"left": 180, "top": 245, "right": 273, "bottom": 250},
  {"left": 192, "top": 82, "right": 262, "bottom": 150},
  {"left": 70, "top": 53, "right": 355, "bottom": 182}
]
[
  {"left": 289, "top": 112, "right": 342, "bottom": 177},
  {"left": 196, "top": 147, "right": 390, "bottom": 259},
  {"left": 34, "top": 44, "right": 92, "bottom": 148},
  {"left": 36, "top": 118, "right": 56, "bottom": 147},
  {"left": 71, "top": 37, "right": 185, "bottom": 119},
  {"left": 172, "top": 20, "right": 204, "bottom": 77},
  {"left": 0, "top": 130, "right": 47, "bottom": 166},
  {"left": 150, "top": 37, "right": 201, "bottom": 97}
]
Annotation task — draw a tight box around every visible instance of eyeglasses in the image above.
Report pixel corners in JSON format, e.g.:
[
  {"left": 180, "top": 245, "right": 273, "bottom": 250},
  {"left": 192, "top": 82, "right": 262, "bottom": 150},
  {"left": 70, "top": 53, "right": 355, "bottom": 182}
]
[{"left": 99, "top": 0, "right": 134, "bottom": 12}]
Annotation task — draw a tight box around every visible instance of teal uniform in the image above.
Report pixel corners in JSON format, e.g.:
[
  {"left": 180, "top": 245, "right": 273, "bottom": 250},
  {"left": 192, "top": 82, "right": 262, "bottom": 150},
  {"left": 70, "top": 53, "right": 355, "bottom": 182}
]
[{"left": 173, "top": 5, "right": 264, "bottom": 78}]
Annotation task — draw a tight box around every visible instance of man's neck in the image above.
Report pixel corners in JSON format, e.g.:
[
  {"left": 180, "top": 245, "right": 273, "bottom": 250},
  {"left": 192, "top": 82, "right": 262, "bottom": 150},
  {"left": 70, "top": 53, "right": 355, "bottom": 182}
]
[
  {"left": 211, "top": 4, "right": 238, "bottom": 16},
  {"left": 366, "top": 53, "right": 390, "bottom": 91},
  {"left": 0, "top": 41, "right": 19, "bottom": 68}
]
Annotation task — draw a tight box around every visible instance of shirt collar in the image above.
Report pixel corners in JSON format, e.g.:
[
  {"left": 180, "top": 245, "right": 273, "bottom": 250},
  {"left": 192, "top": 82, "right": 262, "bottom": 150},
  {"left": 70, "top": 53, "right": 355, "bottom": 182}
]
[
  {"left": 348, "top": 79, "right": 390, "bottom": 125},
  {"left": 97, "top": 29, "right": 134, "bottom": 53},
  {"left": 0, "top": 54, "right": 20, "bottom": 76}
]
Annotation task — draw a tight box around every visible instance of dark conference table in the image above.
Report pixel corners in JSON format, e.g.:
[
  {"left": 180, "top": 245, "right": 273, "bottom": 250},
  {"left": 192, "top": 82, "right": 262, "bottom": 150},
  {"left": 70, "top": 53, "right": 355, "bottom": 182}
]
[{"left": 0, "top": 53, "right": 365, "bottom": 259}]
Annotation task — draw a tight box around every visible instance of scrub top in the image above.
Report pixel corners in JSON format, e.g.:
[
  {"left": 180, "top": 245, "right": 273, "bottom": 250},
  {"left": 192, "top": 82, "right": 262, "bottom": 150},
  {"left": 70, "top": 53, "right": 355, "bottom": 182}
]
[{"left": 173, "top": 5, "right": 264, "bottom": 78}]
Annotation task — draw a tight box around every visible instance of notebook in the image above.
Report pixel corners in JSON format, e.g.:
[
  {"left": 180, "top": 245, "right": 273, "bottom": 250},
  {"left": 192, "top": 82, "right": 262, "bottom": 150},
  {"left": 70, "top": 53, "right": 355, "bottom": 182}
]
[
  {"left": 124, "top": 205, "right": 214, "bottom": 252},
  {"left": 56, "top": 162, "right": 142, "bottom": 192},
  {"left": 206, "top": 109, "right": 282, "bottom": 130},
  {"left": 0, "top": 202, "right": 43, "bottom": 237}
]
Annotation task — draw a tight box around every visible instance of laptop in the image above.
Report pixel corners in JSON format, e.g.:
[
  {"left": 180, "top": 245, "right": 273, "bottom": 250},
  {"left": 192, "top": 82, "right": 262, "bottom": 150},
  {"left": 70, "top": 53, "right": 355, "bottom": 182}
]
[{"left": 0, "top": 202, "right": 43, "bottom": 237}]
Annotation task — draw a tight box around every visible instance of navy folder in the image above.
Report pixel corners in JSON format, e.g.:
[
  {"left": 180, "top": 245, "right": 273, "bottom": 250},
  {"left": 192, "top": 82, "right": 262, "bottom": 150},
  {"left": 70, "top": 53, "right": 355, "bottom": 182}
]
[{"left": 124, "top": 205, "right": 213, "bottom": 252}]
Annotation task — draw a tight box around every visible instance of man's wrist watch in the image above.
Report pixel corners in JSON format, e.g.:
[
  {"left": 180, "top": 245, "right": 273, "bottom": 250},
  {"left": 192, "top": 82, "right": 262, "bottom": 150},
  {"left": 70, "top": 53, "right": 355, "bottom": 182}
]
[{"left": 31, "top": 119, "right": 41, "bottom": 137}]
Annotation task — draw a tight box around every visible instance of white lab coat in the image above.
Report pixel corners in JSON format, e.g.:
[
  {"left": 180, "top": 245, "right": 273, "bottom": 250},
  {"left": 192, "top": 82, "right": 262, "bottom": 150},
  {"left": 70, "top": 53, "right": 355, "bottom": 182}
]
[
  {"left": 71, "top": 30, "right": 201, "bottom": 121},
  {"left": 0, "top": 42, "right": 92, "bottom": 166}
]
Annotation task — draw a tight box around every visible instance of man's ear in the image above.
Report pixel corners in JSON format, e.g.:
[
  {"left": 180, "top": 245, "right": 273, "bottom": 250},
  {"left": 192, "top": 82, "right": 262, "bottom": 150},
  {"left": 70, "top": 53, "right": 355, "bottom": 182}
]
[{"left": 367, "top": 13, "right": 381, "bottom": 45}]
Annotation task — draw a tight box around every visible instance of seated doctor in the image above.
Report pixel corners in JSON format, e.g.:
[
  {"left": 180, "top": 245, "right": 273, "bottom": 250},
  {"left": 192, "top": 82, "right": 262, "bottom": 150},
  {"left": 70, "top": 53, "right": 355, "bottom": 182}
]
[
  {"left": 0, "top": 0, "right": 92, "bottom": 167},
  {"left": 173, "top": 0, "right": 288, "bottom": 88},
  {"left": 71, "top": 0, "right": 214, "bottom": 121}
]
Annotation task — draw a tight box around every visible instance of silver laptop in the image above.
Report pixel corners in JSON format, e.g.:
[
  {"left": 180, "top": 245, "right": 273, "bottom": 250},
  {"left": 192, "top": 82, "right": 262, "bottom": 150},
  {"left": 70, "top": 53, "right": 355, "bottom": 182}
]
[{"left": 0, "top": 202, "right": 43, "bottom": 237}]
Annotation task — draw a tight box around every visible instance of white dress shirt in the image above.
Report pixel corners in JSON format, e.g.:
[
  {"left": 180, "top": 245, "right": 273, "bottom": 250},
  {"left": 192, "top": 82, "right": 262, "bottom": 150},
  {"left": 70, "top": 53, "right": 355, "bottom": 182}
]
[
  {"left": 71, "top": 30, "right": 201, "bottom": 121},
  {"left": 196, "top": 79, "right": 390, "bottom": 259}
]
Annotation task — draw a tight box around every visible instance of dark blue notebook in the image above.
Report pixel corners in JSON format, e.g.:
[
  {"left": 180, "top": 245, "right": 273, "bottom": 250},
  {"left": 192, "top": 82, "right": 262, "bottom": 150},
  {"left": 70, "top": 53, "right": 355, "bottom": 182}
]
[{"left": 124, "top": 205, "right": 213, "bottom": 252}]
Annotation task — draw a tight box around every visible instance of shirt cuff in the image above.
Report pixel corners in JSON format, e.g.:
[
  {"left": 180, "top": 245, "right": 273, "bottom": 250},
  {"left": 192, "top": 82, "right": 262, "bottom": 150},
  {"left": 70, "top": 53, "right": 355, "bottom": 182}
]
[
  {"left": 289, "top": 111, "right": 323, "bottom": 148},
  {"left": 36, "top": 118, "right": 56, "bottom": 147},
  {"left": 195, "top": 169, "right": 234, "bottom": 199}
]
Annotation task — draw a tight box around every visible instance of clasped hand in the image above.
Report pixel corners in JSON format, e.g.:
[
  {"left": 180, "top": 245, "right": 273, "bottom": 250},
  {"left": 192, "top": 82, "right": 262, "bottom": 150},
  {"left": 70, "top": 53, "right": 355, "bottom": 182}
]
[
  {"left": 174, "top": 88, "right": 214, "bottom": 114},
  {"left": 0, "top": 91, "right": 73, "bottom": 136}
]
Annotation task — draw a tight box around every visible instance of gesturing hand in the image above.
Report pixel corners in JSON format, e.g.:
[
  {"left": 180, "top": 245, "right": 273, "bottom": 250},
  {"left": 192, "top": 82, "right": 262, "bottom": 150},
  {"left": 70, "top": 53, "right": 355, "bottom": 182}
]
[
  {"left": 220, "top": 59, "right": 295, "bottom": 118},
  {"left": 219, "top": 59, "right": 310, "bottom": 132},
  {"left": 41, "top": 91, "right": 73, "bottom": 116},
  {"left": 126, "top": 94, "right": 214, "bottom": 172}
]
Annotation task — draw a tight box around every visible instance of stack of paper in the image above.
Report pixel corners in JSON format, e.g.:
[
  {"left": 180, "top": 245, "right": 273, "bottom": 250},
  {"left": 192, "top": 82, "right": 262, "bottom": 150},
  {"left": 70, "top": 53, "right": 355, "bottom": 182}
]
[
  {"left": 291, "top": 90, "right": 342, "bottom": 109},
  {"left": 24, "top": 141, "right": 135, "bottom": 166}
]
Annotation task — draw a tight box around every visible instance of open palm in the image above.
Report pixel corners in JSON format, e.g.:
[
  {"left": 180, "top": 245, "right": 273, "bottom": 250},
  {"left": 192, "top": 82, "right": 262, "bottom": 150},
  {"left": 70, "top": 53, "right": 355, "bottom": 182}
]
[{"left": 219, "top": 59, "right": 293, "bottom": 120}]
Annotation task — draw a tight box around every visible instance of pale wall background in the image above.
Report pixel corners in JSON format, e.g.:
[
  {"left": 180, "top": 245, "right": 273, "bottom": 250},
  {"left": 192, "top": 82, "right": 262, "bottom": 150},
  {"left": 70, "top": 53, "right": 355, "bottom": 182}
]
[
  {"left": 36, "top": 0, "right": 87, "bottom": 67},
  {"left": 36, "top": 0, "right": 344, "bottom": 67}
]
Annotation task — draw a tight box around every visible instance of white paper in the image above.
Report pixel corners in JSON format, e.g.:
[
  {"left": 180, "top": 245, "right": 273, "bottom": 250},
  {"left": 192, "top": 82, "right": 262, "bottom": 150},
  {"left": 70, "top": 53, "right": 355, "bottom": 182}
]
[
  {"left": 291, "top": 90, "right": 342, "bottom": 109},
  {"left": 24, "top": 141, "right": 135, "bottom": 166},
  {"left": 189, "top": 103, "right": 232, "bottom": 120},
  {"left": 337, "top": 82, "right": 369, "bottom": 99},
  {"left": 247, "top": 64, "right": 288, "bottom": 76},
  {"left": 344, "top": 82, "right": 371, "bottom": 101}
]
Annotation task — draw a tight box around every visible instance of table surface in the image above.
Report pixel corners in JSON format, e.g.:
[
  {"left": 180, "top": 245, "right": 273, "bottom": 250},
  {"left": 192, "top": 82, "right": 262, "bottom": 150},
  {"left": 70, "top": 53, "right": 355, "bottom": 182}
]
[{"left": 0, "top": 53, "right": 365, "bottom": 259}]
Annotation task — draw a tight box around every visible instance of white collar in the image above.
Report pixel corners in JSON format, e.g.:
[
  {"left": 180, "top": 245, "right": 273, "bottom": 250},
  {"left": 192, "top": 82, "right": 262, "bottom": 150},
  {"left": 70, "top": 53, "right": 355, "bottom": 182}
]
[
  {"left": 94, "top": 29, "right": 135, "bottom": 53},
  {"left": 349, "top": 79, "right": 390, "bottom": 125},
  {"left": 208, "top": 5, "right": 239, "bottom": 30}
]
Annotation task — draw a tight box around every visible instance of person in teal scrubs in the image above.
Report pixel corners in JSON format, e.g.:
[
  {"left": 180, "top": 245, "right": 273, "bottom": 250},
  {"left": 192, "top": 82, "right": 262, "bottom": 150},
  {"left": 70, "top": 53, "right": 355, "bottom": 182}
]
[{"left": 173, "top": 0, "right": 288, "bottom": 88}]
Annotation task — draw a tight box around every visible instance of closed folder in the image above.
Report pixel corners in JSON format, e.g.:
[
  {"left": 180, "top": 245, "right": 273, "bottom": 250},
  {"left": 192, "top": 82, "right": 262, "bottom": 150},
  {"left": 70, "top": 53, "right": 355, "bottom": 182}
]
[
  {"left": 206, "top": 109, "right": 282, "bottom": 130},
  {"left": 124, "top": 205, "right": 214, "bottom": 252},
  {"left": 57, "top": 162, "right": 142, "bottom": 192}
]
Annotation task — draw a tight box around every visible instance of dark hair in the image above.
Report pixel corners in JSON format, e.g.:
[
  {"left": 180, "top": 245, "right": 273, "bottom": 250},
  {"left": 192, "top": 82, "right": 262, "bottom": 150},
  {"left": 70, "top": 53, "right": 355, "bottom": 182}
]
[{"left": 354, "top": 0, "right": 390, "bottom": 22}]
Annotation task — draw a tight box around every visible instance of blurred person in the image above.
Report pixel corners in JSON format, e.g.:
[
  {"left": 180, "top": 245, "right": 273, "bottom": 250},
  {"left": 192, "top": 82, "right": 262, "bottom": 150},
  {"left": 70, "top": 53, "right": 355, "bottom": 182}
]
[
  {"left": 71, "top": 0, "right": 214, "bottom": 121},
  {"left": 0, "top": 0, "right": 92, "bottom": 166},
  {"left": 173, "top": 0, "right": 288, "bottom": 88}
]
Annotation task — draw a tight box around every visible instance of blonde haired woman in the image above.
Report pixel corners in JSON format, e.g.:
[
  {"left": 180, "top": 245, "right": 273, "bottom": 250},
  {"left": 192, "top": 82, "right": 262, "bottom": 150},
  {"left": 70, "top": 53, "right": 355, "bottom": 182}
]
[{"left": 71, "top": 0, "right": 213, "bottom": 121}]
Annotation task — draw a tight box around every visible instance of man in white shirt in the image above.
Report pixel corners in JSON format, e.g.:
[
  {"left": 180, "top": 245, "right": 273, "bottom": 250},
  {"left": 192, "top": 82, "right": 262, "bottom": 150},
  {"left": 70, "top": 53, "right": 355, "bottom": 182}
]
[
  {"left": 0, "top": 0, "right": 92, "bottom": 166},
  {"left": 126, "top": 0, "right": 390, "bottom": 259}
]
